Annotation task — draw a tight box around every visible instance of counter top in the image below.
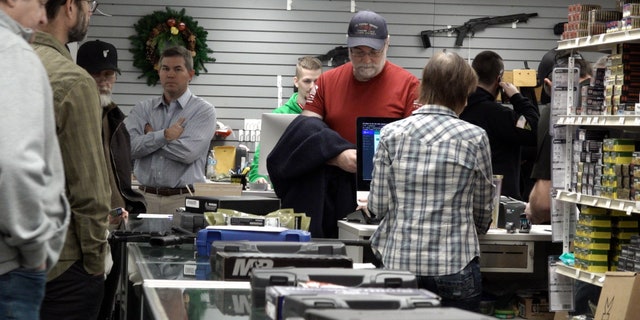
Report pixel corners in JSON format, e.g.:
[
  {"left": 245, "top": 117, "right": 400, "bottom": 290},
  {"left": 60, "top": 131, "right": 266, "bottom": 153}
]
[{"left": 337, "top": 220, "right": 553, "bottom": 242}]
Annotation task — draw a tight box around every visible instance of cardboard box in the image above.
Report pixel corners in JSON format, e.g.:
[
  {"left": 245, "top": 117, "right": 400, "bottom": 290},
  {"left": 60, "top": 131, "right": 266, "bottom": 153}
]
[
  {"left": 517, "top": 292, "right": 554, "bottom": 320},
  {"left": 193, "top": 182, "right": 242, "bottom": 197},
  {"left": 594, "top": 271, "right": 640, "bottom": 320},
  {"left": 502, "top": 69, "right": 537, "bottom": 88}
]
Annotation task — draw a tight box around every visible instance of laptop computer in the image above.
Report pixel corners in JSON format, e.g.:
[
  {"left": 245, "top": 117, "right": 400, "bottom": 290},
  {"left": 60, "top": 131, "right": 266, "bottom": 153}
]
[{"left": 355, "top": 117, "right": 398, "bottom": 205}]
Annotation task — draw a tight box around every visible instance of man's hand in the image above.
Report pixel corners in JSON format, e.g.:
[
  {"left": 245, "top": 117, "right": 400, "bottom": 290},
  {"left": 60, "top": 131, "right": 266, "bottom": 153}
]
[
  {"left": 254, "top": 177, "right": 268, "bottom": 184},
  {"left": 327, "top": 149, "right": 357, "bottom": 173},
  {"left": 144, "top": 123, "right": 153, "bottom": 134},
  {"left": 164, "top": 117, "right": 186, "bottom": 141},
  {"left": 499, "top": 82, "right": 520, "bottom": 98}
]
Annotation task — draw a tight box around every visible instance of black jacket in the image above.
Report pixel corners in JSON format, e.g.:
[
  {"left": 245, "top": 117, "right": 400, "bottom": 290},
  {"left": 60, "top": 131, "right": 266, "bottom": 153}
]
[
  {"left": 460, "top": 88, "right": 539, "bottom": 200},
  {"left": 267, "top": 116, "right": 356, "bottom": 238},
  {"left": 104, "top": 103, "right": 146, "bottom": 214}
]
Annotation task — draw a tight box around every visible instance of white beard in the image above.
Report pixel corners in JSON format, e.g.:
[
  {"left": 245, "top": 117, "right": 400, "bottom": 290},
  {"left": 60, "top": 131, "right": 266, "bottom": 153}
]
[{"left": 100, "top": 93, "right": 113, "bottom": 108}]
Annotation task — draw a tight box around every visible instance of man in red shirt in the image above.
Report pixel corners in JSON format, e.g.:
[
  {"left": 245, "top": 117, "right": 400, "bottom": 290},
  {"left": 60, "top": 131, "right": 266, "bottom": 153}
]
[
  {"left": 269, "top": 10, "right": 418, "bottom": 238},
  {"left": 302, "top": 10, "right": 420, "bottom": 173}
]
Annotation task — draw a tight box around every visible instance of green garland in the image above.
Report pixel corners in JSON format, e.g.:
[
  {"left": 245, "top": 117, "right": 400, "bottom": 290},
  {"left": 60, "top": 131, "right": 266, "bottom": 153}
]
[{"left": 129, "top": 7, "right": 215, "bottom": 86}]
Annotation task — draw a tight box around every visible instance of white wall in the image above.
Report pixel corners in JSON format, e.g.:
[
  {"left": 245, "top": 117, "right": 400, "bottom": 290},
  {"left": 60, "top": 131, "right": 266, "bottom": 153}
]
[{"left": 85, "top": 0, "right": 611, "bottom": 150}]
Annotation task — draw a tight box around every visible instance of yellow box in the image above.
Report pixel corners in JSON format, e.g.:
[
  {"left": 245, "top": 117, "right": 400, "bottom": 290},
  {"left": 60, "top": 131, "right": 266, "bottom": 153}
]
[{"left": 512, "top": 69, "right": 537, "bottom": 87}]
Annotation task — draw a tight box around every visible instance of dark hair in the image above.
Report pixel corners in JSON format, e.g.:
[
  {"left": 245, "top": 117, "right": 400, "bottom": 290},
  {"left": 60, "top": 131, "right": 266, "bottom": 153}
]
[
  {"left": 472, "top": 50, "right": 504, "bottom": 85},
  {"left": 160, "top": 46, "right": 194, "bottom": 72},
  {"left": 45, "top": 0, "right": 80, "bottom": 20},
  {"left": 419, "top": 51, "right": 478, "bottom": 111}
]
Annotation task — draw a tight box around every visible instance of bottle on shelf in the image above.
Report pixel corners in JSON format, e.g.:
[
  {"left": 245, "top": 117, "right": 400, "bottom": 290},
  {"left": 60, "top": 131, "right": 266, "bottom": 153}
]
[{"left": 206, "top": 149, "right": 217, "bottom": 180}]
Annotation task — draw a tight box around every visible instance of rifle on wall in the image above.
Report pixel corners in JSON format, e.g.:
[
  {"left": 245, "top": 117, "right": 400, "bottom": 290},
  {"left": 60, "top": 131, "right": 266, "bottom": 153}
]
[{"left": 420, "top": 13, "right": 538, "bottom": 48}]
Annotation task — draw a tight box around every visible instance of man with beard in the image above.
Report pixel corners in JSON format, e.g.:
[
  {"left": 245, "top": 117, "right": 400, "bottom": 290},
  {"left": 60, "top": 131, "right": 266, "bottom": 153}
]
[
  {"left": 460, "top": 50, "right": 539, "bottom": 201},
  {"left": 77, "top": 39, "right": 147, "bottom": 220},
  {"left": 77, "top": 39, "right": 147, "bottom": 320},
  {"left": 33, "top": 1, "right": 112, "bottom": 319},
  {"left": 269, "top": 10, "right": 419, "bottom": 238}
]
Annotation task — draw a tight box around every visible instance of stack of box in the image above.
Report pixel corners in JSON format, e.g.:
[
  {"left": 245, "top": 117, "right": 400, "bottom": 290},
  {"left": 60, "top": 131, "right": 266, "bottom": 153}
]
[
  {"left": 574, "top": 206, "right": 640, "bottom": 273},
  {"left": 602, "top": 138, "right": 636, "bottom": 199},
  {"left": 621, "top": 3, "right": 640, "bottom": 30},
  {"left": 572, "top": 128, "right": 608, "bottom": 195},
  {"left": 575, "top": 206, "right": 611, "bottom": 272},
  {"left": 575, "top": 206, "right": 611, "bottom": 273},
  {"left": 564, "top": 4, "right": 605, "bottom": 39},
  {"left": 608, "top": 43, "right": 640, "bottom": 114},
  {"left": 582, "top": 63, "right": 607, "bottom": 115},
  {"left": 610, "top": 210, "right": 640, "bottom": 269},
  {"left": 632, "top": 152, "right": 640, "bottom": 200},
  {"left": 617, "top": 235, "right": 640, "bottom": 271}
]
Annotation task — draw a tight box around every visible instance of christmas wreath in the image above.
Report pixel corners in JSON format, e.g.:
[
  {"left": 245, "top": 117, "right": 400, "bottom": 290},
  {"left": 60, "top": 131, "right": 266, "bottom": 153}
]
[{"left": 129, "top": 7, "right": 215, "bottom": 86}]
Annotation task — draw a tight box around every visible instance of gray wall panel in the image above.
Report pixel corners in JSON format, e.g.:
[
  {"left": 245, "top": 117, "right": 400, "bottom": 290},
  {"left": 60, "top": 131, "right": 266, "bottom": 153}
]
[{"left": 85, "top": 0, "right": 610, "bottom": 152}]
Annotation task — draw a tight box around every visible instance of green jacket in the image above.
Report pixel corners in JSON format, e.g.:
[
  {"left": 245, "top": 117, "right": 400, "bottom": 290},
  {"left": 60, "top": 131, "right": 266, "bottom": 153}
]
[
  {"left": 33, "top": 32, "right": 111, "bottom": 280},
  {"left": 248, "top": 93, "right": 302, "bottom": 183}
]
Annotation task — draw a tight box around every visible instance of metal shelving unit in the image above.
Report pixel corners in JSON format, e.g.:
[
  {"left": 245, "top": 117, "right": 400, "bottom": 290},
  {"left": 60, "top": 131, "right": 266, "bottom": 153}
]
[
  {"left": 553, "top": 31, "right": 640, "bottom": 285},
  {"left": 555, "top": 264, "right": 606, "bottom": 287}
]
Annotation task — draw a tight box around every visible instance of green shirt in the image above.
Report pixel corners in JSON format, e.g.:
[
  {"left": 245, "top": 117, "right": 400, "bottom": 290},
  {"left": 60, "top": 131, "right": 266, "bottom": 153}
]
[
  {"left": 33, "top": 32, "right": 111, "bottom": 280},
  {"left": 248, "top": 93, "right": 302, "bottom": 183}
]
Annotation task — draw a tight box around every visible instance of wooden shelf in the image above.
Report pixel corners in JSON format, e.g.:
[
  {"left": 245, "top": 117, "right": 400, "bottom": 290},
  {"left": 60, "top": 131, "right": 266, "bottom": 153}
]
[
  {"left": 558, "top": 29, "right": 640, "bottom": 51},
  {"left": 555, "top": 264, "right": 606, "bottom": 287},
  {"left": 555, "top": 190, "right": 640, "bottom": 215}
]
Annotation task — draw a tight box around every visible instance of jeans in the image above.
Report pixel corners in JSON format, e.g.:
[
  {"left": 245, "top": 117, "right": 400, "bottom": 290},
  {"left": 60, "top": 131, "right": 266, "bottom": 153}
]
[
  {"left": 416, "top": 258, "right": 482, "bottom": 312},
  {"left": 0, "top": 267, "right": 46, "bottom": 320}
]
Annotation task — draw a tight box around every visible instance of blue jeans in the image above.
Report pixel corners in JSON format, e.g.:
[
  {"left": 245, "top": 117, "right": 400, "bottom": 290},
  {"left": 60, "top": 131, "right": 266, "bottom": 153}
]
[
  {"left": 416, "top": 258, "right": 482, "bottom": 312},
  {"left": 0, "top": 267, "right": 46, "bottom": 320}
]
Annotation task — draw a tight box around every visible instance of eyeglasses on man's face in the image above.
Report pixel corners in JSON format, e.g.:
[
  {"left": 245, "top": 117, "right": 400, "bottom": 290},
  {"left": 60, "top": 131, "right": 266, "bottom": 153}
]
[
  {"left": 349, "top": 48, "right": 384, "bottom": 59},
  {"left": 81, "top": 0, "right": 98, "bottom": 13},
  {"left": 91, "top": 70, "right": 116, "bottom": 82}
]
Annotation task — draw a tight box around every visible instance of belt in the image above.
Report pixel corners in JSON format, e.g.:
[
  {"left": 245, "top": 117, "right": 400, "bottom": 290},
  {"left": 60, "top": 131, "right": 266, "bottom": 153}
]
[{"left": 139, "top": 186, "right": 190, "bottom": 196}]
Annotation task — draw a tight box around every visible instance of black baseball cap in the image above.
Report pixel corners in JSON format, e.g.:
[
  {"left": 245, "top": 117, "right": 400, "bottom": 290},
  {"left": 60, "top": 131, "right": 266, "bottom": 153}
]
[
  {"left": 347, "top": 10, "right": 388, "bottom": 50},
  {"left": 77, "top": 39, "right": 121, "bottom": 74}
]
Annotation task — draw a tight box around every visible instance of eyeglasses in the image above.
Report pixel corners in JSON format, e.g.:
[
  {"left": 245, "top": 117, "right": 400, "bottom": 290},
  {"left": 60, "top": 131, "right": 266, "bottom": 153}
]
[
  {"left": 81, "top": 0, "right": 98, "bottom": 13},
  {"left": 92, "top": 70, "right": 116, "bottom": 82},
  {"left": 349, "top": 48, "right": 384, "bottom": 59}
]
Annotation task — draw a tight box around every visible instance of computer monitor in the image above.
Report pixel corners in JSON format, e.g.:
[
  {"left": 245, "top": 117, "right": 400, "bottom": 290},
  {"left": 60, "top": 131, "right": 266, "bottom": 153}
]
[
  {"left": 258, "top": 113, "right": 299, "bottom": 177},
  {"left": 356, "top": 117, "right": 399, "bottom": 192}
]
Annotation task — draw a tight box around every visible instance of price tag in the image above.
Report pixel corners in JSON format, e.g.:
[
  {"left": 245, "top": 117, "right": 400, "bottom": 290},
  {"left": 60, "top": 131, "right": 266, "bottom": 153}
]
[
  {"left": 605, "top": 199, "right": 612, "bottom": 208},
  {"left": 585, "top": 117, "right": 592, "bottom": 124},
  {"left": 575, "top": 268, "right": 580, "bottom": 277},
  {"left": 591, "top": 199, "right": 598, "bottom": 206},
  {"left": 593, "top": 117, "right": 599, "bottom": 124},
  {"left": 577, "top": 193, "right": 582, "bottom": 202},
  {"left": 568, "top": 117, "right": 575, "bottom": 124},
  {"left": 619, "top": 117, "right": 625, "bottom": 125},
  {"left": 557, "top": 117, "right": 565, "bottom": 125},
  {"left": 635, "top": 117, "right": 640, "bottom": 125},
  {"left": 618, "top": 202, "right": 625, "bottom": 210},
  {"left": 599, "top": 33, "right": 605, "bottom": 42},
  {"left": 575, "top": 38, "right": 580, "bottom": 45},
  {"left": 576, "top": 117, "right": 583, "bottom": 125},
  {"left": 626, "top": 206, "right": 633, "bottom": 216}
]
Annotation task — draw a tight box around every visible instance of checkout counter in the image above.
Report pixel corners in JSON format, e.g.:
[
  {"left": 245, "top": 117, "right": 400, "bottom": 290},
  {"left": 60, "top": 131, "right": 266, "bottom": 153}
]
[{"left": 338, "top": 221, "right": 553, "bottom": 273}]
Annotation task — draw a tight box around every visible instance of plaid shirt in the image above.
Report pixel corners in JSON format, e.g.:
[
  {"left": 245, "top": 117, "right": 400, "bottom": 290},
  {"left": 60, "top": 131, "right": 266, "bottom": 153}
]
[{"left": 370, "top": 104, "right": 494, "bottom": 276}]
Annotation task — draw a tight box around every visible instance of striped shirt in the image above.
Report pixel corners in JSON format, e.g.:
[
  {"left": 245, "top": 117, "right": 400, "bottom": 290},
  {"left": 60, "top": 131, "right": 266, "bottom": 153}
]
[
  {"left": 370, "top": 104, "right": 494, "bottom": 276},
  {"left": 125, "top": 89, "right": 216, "bottom": 188}
]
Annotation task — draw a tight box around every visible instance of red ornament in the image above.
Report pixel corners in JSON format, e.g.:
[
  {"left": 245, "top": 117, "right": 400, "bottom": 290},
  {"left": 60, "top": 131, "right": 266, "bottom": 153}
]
[
  {"left": 178, "top": 22, "right": 186, "bottom": 31},
  {"left": 167, "top": 18, "right": 176, "bottom": 27}
]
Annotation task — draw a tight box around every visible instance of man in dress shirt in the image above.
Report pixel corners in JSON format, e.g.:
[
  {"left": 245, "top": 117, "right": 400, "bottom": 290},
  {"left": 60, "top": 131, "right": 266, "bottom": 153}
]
[{"left": 125, "top": 45, "right": 217, "bottom": 213}]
